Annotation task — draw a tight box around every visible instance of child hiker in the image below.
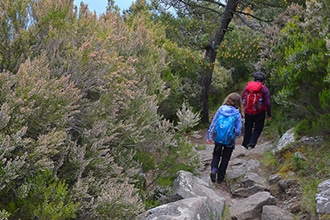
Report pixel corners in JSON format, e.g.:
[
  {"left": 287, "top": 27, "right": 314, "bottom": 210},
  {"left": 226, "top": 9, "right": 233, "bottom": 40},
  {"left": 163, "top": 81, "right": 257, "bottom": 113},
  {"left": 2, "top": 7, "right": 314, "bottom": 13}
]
[{"left": 206, "top": 93, "right": 244, "bottom": 183}]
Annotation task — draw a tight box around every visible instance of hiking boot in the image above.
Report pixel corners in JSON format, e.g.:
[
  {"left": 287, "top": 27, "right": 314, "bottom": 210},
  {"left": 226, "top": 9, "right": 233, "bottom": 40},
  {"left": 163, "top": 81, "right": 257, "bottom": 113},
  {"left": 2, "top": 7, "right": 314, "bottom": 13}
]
[
  {"left": 210, "top": 168, "right": 217, "bottom": 183},
  {"left": 217, "top": 173, "right": 224, "bottom": 184},
  {"left": 247, "top": 144, "right": 255, "bottom": 150}
]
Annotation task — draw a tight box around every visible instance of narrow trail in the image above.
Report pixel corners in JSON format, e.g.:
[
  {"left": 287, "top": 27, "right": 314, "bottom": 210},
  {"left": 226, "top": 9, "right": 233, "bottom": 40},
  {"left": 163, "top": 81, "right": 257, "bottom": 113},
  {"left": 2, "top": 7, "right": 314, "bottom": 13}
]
[{"left": 189, "top": 129, "right": 273, "bottom": 214}]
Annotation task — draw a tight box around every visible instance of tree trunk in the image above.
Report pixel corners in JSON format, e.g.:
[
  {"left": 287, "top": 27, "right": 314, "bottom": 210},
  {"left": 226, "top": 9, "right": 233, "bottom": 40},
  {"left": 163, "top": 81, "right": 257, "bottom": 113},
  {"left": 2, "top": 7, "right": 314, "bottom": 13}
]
[{"left": 199, "top": 0, "right": 238, "bottom": 123}]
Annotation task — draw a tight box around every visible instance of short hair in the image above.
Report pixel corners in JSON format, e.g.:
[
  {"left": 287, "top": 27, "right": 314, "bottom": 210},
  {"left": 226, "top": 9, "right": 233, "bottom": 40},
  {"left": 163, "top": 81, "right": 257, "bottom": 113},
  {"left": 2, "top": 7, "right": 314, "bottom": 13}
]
[{"left": 254, "top": 72, "right": 265, "bottom": 82}]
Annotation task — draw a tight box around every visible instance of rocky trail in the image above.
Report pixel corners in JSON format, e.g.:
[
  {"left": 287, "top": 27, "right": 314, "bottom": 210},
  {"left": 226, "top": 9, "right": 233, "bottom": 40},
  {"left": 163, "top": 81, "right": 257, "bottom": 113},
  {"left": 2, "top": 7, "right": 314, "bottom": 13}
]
[
  {"left": 189, "top": 129, "right": 300, "bottom": 220},
  {"left": 140, "top": 128, "right": 329, "bottom": 220},
  {"left": 193, "top": 131, "right": 270, "bottom": 191}
]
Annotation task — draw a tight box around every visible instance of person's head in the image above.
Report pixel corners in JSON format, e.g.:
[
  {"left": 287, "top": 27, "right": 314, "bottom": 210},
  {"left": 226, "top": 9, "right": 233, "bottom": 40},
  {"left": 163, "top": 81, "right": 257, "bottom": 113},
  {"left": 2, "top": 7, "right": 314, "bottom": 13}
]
[
  {"left": 223, "top": 92, "right": 244, "bottom": 116},
  {"left": 254, "top": 72, "right": 265, "bottom": 82}
]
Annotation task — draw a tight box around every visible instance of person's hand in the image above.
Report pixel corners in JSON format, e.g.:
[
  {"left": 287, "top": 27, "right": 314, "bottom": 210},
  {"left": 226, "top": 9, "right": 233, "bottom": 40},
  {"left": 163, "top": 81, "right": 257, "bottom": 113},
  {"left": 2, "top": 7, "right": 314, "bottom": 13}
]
[
  {"left": 206, "top": 139, "right": 212, "bottom": 144},
  {"left": 267, "top": 117, "right": 271, "bottom": 121}
]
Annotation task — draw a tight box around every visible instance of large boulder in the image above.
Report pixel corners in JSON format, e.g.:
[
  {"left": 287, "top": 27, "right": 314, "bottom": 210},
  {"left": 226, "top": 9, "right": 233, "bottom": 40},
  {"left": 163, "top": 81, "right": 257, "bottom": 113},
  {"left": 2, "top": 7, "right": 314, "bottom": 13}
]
[
  {"left": 261, "top": 205, "right": 294, "bottom": 220},
  {"left": 226, "top": 158, "right": 260, "bottom": 179},
  {"left": 273, "top": 128, "right": 295, "bottom": 153},
  {"left": 232, "top": 172, "right": 269, "bottom": 198},
  {"left": 316, "top": 179, "right": 330, "bottom": 217},
  {"left": 138, "top": 196, "right": 211, "bottom": 220},
  {"left": 173, "top": 170, "right": 226, "bottom": 219},
  {"left": 230, "top": 191, "right": 277, "bottom": 220}
]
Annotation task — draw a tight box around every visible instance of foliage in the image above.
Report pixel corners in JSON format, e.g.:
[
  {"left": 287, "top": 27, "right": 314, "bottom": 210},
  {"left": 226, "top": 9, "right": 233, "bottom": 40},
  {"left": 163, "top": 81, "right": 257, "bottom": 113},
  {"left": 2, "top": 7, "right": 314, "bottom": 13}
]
[
  {"left": 140, "top": 138, "right": 200, "bottom": 209},
  {"left": 2, "top": 57, "right": 81, "bottom": 139},
  {"left": 151, "top": 0, "right": 300, "bottom": 124},
  {"left": 175, "top": 101, "right": 201, "bottom": 133},
  {"left": 158, "top": 41, "right": 205, "bottom": 121},
  {"left": 260, "top": 151, "right": 277, "bottom": 169},
  {"left": 151, "top": 0, "right": 227, "bottom": 124},
  {"left": 208, "top": 61, "right": 233, "bottom": 109},
  {"left": 217, "top": 26, "right": 262, "bottom": 83},
  {"left": 16, "top": 170, "right": 78, "bottom": 220},
  {"left": 300, "top": 178, "right": 319, "bottom": 220},
  {"left": 0, "top": 0, "right": 33, "bottom": 73},
  {"left": 123, "top": 1, "right": 208, "bottom": 121},
  {"left": 263, "top": 137, "right": 330, "bottom": 219},
  {"left": 0, "top": 210, "right": 10, "bottom": 220},
  {"left": 1, "top": 0, "right": 329, "bottom": 218},
  {"left": 0, "top": 0, "right": 202, "bottom": 219},
  {"left": 151, "top": 0, "right": 219, "bottom": 50},
  {"left": 261, "top": 1, "right": 330, "bottom": 136}
]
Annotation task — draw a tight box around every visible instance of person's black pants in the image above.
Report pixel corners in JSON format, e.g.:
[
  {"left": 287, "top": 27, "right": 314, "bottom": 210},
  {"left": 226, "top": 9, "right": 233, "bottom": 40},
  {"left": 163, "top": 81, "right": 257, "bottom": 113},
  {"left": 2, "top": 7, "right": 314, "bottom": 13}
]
[
  {"left": 242, "top": 111, "right": 266, "bottom": 148},
  {"left": 211, "top": 143, "right": 234, "bottom": 181}
]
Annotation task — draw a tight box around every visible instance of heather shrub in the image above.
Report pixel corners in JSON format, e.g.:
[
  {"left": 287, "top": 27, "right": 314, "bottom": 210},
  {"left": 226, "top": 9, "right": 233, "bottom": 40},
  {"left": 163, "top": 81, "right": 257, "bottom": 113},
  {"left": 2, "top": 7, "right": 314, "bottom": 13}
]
[
  {"left": 175, "top": 101, "right": 201, "bottom": 133},
  {"left": 0, "top": 0, "right": 204, "bottom": 219}
]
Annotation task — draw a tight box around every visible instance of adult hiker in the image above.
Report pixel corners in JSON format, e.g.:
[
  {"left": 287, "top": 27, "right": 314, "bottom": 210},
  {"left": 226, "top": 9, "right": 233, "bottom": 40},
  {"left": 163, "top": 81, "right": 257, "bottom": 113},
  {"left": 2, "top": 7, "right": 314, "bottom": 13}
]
[
  {"left": 206, "top": 93, "right": 244, "bottom": 183},
  {"left": 241, "top": 72, "right": 271, "bottom": 150}
]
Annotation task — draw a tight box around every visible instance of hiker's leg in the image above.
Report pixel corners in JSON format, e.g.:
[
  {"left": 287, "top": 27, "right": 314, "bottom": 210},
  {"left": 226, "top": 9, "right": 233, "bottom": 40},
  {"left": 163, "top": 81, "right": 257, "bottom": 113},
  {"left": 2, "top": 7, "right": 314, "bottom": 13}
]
[
  {"left": 242, "top": 114, "right": 253, "bottom": 147},
  {"left": 249, "top": 112, "right": 266, "bottom": 147},
  {"left": 211, "top": 143, "right": 222, "bottom": 170},
  {"left": 210, "top": 143, "right": 223, "bottom": 182},
  {"left": 217, "top": 146, "right": 233, "bottom": 182}
]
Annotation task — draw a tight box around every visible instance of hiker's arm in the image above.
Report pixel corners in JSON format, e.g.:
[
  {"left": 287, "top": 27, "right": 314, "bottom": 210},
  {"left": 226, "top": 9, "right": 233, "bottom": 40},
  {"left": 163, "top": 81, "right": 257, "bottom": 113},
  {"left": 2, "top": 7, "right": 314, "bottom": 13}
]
[
  {"left": 241, "top": 87, "right": 247, "bottom": 99},
  {"left": 262, "top": 87, "right": 271, "bottom": 118},
  {"left": 206, "top": 109, "right": 220, "bottom": 142},
  {"left": 235, "top": 114, "right": 242, "bottom": 136}
]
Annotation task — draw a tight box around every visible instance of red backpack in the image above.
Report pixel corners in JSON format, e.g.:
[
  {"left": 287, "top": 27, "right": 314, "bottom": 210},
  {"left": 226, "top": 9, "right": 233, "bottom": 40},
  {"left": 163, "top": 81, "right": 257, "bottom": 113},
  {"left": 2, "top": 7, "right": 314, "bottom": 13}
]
[{"left": 242, "top": 81, "right": 265, "bottom": 114}]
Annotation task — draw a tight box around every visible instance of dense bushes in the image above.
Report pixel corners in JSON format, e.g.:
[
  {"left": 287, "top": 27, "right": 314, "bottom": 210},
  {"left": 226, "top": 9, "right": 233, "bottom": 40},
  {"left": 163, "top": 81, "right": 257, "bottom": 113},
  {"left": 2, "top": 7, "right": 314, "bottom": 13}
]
[
  {"left": 0, "top": 0, "right": 329, "bottom": 219},
  {"left": 261, "top": 2, "right": 330, "bottom": 136},
  {"left": 0, "top": 0, "right": 200, "bottom": 219}
]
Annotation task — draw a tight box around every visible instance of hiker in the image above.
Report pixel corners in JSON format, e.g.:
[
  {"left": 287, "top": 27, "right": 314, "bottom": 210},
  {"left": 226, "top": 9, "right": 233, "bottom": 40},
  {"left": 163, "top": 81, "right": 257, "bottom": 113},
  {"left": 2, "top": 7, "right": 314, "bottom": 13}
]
[
  {"left": 206, "top": 93, "right": 244, "bottom": 183},
  {"left": 241, "top": 72, "right": 271, "bottom": 149}
]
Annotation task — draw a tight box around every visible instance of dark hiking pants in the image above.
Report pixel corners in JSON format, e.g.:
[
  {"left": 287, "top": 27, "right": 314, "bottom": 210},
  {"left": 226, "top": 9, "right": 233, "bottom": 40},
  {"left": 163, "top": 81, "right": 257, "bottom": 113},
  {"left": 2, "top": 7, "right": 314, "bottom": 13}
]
[
  {"left": 242, "top": 111, "right": 266, "bottom": 148},
  {"left": 211, "top": 143, "right": 234, "bottom": 181}
]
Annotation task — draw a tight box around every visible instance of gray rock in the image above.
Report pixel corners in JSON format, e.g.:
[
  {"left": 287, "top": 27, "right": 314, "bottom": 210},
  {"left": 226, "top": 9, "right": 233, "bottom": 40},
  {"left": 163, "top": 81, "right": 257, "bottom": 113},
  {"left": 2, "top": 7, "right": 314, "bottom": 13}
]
[
  {"left": 268, "top": 174, "right": 282, "bottom": 185},
  {"left": 316, "top": 179, "right": 330, "bottom": 214},
  {"left": 227, "top": 158, "right": 260, "bottom": 179},
  {"left": 278, "top": 179, "right": 296, "bottom": 193},
  {"left": 261, "top": 205, "right": 294, "bottom": 220},
  {"left": 273, "top": 128, "right": 295, "bottom": 153},
  {"left": 294, "top": 152, "right": 307, "bottom": 161},
  {"left": 232, "top": 172, "right": 269, "bottom": 197},
  {"left": 231, "top": 191, "right": 277, "bottom": 220},
  {"left": 138, "top": 196, "right": 211, "bottom": 220},
  {"left": 233, "top": 184, "right": 269, "bottom": 198},
  {"left": 173, "top": 170, "right": 225, "bottom": 219},
  {"left": 242, "top": 172, "right": 268, "bottom": 186},
  {"left": 299, "top": 136, "right": 323, "bottom": 144},
  {"left": 191, "top": 133, "right": 203, "bottom": 140}
]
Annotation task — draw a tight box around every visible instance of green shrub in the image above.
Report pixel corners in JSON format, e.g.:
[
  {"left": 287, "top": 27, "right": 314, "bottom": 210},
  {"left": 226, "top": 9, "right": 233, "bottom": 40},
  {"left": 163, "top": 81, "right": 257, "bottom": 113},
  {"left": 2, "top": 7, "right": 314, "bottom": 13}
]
[
  {"left": 10, "top": 170, "right": 78, "bottom": 220},
  {"left": 0, "top": 210, "right": 10, "bottom": 220}
]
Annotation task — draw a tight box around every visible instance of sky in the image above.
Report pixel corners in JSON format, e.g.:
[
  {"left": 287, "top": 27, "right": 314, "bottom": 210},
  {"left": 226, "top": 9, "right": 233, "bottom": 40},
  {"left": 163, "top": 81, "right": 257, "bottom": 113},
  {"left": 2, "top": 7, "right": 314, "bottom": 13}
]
[{"left": 73, "top": 0, "right": 136, "bottom": 15}]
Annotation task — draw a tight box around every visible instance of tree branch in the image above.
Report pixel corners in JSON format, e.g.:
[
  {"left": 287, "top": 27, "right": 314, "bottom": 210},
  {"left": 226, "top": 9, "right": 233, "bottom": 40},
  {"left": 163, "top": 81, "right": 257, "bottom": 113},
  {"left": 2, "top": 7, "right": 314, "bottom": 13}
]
[{"left": 235, "top": 9, "right": 273, "bottom": 22}]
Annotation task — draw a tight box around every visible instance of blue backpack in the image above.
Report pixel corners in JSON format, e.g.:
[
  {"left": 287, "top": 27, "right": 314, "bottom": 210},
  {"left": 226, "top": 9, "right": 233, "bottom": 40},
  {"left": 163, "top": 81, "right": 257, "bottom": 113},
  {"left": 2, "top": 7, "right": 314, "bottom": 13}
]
[{"left": 214, "top": 114, "right": 237, "bottom": 145}]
